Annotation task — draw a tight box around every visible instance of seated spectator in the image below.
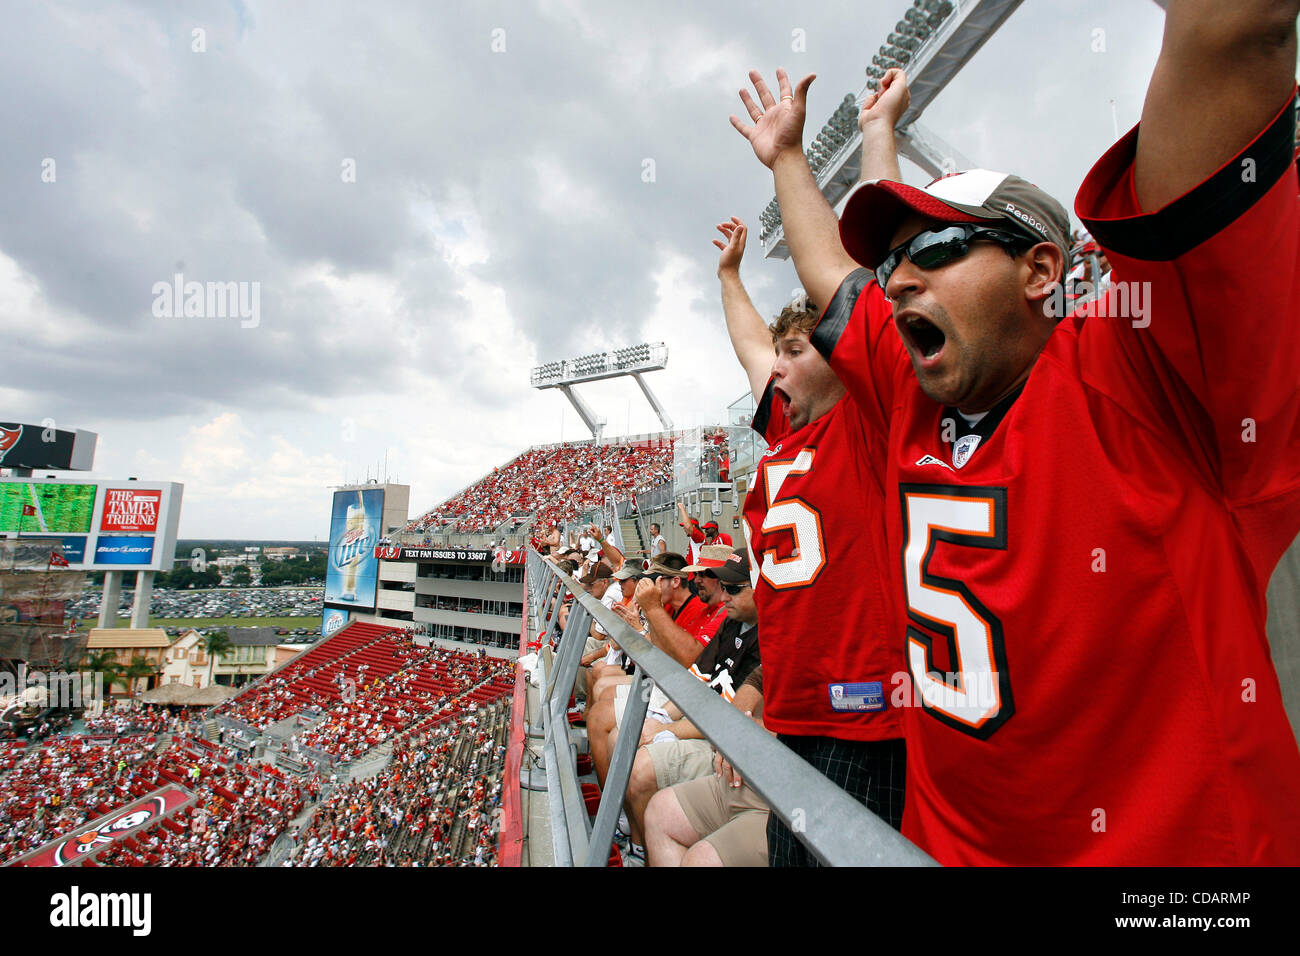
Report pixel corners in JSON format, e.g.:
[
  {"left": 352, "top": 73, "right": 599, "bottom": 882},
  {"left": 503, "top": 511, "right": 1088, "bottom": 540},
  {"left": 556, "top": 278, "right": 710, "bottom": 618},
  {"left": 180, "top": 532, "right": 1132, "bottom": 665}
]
[
  {"left": 644, "top": 665, "right": 768, "bottom": 867},
  {"left": 619, "top": 546, "right": 761, "bottom": 859},
  {"left": 585, "top": 564, "right": 643, "bottom": 700},
  {"left": 584, "top": 553, "right": 726, "bottom": 792}
]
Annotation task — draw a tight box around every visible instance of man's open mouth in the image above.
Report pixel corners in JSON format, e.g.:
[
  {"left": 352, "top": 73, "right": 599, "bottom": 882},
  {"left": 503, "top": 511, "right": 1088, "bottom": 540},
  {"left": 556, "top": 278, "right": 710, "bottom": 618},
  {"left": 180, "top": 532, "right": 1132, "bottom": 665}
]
[{"left": 901, "top": 314, "right": 946, "bottom": 360}]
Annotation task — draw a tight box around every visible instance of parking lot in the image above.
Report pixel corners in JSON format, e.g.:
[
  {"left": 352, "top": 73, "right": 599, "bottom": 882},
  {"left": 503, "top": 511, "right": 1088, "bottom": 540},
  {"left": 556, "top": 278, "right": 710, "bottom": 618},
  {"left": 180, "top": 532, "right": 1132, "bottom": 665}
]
[{"left": 69, "top": 586, "right": 326, "bottom": 639}]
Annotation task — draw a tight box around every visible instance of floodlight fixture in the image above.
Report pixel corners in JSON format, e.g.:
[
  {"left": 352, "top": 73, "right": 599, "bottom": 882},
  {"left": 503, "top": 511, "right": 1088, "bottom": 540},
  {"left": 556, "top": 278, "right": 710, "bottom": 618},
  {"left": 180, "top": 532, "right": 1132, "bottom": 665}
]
[
  {"left": 760, "top": 0, "right": 1023, "bottom": 252},
  {"left": 530, "top": 342, "right": 673, "bottom": 438}
]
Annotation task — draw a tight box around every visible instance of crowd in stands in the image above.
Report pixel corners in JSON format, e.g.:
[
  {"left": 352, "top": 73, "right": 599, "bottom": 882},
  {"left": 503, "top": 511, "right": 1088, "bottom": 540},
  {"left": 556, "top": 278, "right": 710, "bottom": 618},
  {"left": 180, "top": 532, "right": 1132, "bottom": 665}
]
[
  {"left": 91, "top": 741, "right": 311, "bottom": 867},
  {"left": 215, "top": 624, "right": 512, "bottom": 763},
  {"left": 0, "top": 622, "right": 516, "bottom": 867},
  {"left": 286, "top": 700, "right": 510, "bottom": 867},
  {"left": 82, "top": 707, "right": 177, "bottom": 738},
  {"left": 0, "top": 731, "right": 311, "bottom": 866},
  {"left": 0, "top": 734, "right": 161, "bottom": 863},
  {"left": 404, "top": 439, "right": 675, "bottom": 536}
]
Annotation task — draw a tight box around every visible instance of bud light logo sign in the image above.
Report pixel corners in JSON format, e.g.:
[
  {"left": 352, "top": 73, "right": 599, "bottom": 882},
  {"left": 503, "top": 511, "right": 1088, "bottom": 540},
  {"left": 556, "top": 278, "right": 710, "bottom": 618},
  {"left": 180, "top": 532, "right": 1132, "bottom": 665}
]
[
  {"left": 94, "top": 535, "right": 156, "bottom": 566},
  {"left": 324, "top": 488, "right": 383, "bottom": 608}
]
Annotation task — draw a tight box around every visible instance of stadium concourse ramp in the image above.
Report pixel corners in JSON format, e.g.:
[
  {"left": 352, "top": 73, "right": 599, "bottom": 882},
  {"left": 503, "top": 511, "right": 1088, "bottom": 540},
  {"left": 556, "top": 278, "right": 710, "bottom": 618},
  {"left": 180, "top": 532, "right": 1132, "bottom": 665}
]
[{"left": 501, "top": 550, "right": 935, "bottom": 867}]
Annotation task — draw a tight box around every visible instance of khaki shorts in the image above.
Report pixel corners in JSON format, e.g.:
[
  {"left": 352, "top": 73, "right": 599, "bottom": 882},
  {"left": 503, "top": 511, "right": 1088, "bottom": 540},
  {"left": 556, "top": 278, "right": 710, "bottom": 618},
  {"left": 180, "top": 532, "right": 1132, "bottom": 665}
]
[
  {"left": 647, "top": 738, "right": 714, "bottom": 790},
  {"left": 674, "top": 772, "right": 769, "bottom": 867}
]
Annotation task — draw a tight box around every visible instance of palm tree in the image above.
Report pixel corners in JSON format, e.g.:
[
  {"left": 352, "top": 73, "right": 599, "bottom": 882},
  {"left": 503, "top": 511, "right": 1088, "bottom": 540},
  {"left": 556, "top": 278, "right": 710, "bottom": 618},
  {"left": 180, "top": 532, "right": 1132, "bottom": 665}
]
[
  {"left": 121, "top": 656, "right": 160, "bottom": 698},
  {"left": 203, "top": 631, "right": 233, "bottom": 688},
  {"left": 80, "top": 650, "right": 122, "bottom": 703}
]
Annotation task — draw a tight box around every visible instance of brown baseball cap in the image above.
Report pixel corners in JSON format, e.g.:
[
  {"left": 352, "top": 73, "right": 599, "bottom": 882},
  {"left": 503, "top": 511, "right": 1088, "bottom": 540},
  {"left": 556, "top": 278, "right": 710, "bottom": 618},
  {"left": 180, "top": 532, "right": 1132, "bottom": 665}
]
[
  {"left": 839, "top": 169, "right": 1072, "bottom": 272},
  {"left": 580, "top": 563, "right": 613, "bottom": 585},
  {"left": 645, "top": 553, "right": 690, "bottom": 578}
]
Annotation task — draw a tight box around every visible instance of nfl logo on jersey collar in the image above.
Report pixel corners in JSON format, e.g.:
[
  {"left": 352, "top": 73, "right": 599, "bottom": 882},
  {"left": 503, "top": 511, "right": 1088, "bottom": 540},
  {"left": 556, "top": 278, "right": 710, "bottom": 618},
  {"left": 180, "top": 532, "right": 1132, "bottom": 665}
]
[{"left": 952, "top": 434, "right": 982, "bottom": 469}]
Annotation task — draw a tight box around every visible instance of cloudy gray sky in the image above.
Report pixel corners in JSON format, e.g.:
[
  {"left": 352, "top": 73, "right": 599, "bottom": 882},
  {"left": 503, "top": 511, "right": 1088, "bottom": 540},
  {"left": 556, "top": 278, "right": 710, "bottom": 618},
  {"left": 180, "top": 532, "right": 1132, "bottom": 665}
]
[{"left": 2, "top": 0, "right": 1169, "bottom": 539}]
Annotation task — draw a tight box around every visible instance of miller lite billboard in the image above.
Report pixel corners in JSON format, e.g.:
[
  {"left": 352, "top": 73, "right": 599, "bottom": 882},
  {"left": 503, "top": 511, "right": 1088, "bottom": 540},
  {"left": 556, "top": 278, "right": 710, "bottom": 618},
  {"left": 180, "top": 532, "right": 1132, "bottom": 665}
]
[
  {"left": 321, "top": 606, "right": 351, "bottom": 638},
  {"left": 324, "top": 488, "right": 383, "bottom": 609}
]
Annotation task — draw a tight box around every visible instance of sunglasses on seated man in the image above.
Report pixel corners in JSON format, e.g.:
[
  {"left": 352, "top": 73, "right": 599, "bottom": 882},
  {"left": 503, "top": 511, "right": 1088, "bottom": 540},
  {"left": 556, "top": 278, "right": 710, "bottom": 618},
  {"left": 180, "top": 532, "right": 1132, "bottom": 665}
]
[
  {"left": 719, "top": 581, "right": 750, "bottom": 595},
  {"left": 874, "top": 222, "right": 1035, "bottom": 291}
]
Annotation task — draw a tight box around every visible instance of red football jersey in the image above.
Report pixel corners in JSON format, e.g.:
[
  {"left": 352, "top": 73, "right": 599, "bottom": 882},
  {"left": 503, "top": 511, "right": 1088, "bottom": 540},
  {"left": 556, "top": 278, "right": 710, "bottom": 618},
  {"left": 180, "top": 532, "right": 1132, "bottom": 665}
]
[
  {"left": 671, "top": 592, "right": 727, "bottom": 648},
  {"left": 742, "top": 380, "right": 903, "bottom": 741},
  {"left": 815, "top": 94, "right": 1300, "bottom": 864}
]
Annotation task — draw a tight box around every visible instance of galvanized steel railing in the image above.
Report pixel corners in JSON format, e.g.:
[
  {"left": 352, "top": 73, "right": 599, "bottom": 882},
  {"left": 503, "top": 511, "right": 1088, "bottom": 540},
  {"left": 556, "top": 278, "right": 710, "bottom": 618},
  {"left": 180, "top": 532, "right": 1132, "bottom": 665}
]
[{"left": 524, "top": 550, "right": 935, "bottom": 867}]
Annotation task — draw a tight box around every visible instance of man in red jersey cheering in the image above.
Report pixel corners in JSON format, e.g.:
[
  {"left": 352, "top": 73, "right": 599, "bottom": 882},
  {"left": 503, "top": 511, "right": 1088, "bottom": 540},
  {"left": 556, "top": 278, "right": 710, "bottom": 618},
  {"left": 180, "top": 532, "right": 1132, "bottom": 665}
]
[
  {"left": 730, "top": 0, "right": 1300, "bottom": 864},
  {"left": 713, "top": 203, "right": 905, "bottom": 863}
]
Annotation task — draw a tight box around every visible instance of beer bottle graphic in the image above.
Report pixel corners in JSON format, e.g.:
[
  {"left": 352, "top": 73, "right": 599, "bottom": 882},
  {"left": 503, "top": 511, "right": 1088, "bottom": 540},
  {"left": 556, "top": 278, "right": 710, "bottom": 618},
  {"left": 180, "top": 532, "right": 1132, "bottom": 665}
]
[{"left": 341, "top": 492, "right": 366, "bottom": 601}]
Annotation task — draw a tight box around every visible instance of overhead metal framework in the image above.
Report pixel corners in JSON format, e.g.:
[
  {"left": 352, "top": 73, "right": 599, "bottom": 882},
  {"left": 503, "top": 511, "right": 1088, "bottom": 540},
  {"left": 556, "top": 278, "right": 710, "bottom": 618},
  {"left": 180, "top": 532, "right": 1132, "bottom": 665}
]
[
  {"left": 530, "top": 342, "right": 673, "bottom": 439},
  {"left": 761, "top": 0, "right": 1025, "bottom": 259}
]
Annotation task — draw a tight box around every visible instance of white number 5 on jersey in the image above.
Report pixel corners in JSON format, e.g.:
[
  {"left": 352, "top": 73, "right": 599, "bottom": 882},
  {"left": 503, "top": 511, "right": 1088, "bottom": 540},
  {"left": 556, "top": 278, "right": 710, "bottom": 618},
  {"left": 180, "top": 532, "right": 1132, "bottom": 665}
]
[
  {"left": 901, "top": 484, "right": 1013, "bottom": 739},
  {"left": 754, "top": 449, "right": 826, "bottom": 590}
]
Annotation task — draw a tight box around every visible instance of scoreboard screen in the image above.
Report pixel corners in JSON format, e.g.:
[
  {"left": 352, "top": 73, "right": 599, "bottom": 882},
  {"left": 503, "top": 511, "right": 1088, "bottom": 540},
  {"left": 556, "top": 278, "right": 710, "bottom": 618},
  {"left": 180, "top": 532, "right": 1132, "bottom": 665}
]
[{"left": 0, "top": 482, "right": 98, "bottom": 534}]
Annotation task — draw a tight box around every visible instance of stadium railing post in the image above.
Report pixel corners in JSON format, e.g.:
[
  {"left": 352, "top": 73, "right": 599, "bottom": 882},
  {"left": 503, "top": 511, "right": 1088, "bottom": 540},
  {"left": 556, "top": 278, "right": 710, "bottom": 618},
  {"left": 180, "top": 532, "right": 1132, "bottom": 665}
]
[
  {"left": 544, "top": 601, "right": 589, "bottom": 708},
  {"left": 523, "top": 549, "right": 937, "bottom": 867},
  {"left": 585, "top": 665, "right": 651, "bottom": 867},
  {"left": 528, "top": 553, "right": 591, "bottom": 865}
]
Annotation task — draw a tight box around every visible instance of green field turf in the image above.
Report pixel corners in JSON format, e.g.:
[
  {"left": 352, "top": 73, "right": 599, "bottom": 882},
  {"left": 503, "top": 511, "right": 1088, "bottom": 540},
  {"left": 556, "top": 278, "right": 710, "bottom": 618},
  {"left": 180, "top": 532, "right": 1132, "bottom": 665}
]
[
  {"left": 149, "top": 616, "right": 317, "bottom": 631},
  {"left": 0, "top": 481, "right": 97, "bottom": 534}
]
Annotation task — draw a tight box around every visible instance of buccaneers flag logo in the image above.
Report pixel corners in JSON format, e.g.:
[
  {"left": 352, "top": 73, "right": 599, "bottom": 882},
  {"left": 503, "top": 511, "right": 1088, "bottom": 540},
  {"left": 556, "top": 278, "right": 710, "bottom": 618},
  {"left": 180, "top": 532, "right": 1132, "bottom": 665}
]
[{"left": 0, "top": 424, "right": 22, "bottom": 464}]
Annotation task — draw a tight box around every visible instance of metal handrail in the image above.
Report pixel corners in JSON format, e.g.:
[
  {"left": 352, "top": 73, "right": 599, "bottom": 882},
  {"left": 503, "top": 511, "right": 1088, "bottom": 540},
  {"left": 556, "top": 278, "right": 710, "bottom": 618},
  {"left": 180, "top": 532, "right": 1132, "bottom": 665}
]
[{"left": 525, "top": 550, "right": 936, "bottom": 867}]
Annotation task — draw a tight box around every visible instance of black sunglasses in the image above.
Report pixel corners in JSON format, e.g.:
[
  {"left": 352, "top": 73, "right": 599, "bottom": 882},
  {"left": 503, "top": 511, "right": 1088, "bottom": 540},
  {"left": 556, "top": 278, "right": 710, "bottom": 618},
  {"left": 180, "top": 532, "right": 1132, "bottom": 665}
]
[
  {"left": 720, "top": 581, "right": 750, "bottom": 595},
  {"left": 874, "top": 223, "right": 1031, "bottom": 291}
]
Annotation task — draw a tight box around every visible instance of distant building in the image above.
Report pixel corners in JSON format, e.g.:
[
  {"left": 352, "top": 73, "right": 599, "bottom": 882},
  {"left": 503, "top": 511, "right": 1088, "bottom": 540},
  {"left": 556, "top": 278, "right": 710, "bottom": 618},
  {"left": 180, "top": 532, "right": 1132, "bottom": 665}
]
[
  {"left": 86, "top": 629, "right": 170, "bottom": 695},
  {"left": 162, "top": 627, "right": 304, "bottom": 689}
]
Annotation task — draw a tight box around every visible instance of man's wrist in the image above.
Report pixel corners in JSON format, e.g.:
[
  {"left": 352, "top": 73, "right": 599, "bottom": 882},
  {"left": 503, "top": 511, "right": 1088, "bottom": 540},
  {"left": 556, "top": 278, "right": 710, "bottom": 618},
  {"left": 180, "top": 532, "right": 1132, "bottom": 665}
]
[
  {"left": 859, "top": 112, "right": 900, "bottom": 134},
  {"left": 772, "top": 145, "right": 811, "bottom": 172}
]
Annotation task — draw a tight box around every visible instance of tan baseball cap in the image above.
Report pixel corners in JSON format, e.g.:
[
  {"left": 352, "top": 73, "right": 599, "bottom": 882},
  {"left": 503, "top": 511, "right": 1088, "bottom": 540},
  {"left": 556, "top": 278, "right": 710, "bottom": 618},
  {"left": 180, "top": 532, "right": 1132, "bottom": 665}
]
[{"left": 839, "top": 168, "right": 1071, "bottom": 271}]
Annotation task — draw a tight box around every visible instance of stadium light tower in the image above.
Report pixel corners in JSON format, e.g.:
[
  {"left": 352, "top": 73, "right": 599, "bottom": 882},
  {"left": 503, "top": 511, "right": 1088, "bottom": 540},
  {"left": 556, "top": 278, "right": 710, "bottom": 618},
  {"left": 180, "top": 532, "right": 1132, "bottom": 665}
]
[
  {"left": 530, "top": 342, "right": 673, "bottom": 440},
  {"left": 760, "top": 0, "right": 1024, "bottom": 259}
]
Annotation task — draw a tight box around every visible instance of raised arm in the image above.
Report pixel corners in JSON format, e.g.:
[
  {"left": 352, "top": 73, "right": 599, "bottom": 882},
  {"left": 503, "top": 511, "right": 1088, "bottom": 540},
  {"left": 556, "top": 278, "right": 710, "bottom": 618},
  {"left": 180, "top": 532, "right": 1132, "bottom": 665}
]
[
  {"left": 590, "top": 524, "right": 624, "bottom": 568},
  {"left": 730, "top": 68, "right": 911, "bottom": 308},
  {"left": 1135, "top": 0, "right": 1298, "bottom": 210},
  {"left": 713, "top": 217, "right": 774, "bottom": 403},
  {"left": 730, "top": 69, "right": 858, "bottom": 311},
  {"left": 857, "top": 68, "right": 908, "bottom": 185},
  {"left": 633, "top": 578, "right": 702, "bottom": 668},
  {"left": 676, "top": 501, "right": 703, "bottom": 543},
  {"left": 1075, "top": 0, "right": 1300, "bottom": 534}
]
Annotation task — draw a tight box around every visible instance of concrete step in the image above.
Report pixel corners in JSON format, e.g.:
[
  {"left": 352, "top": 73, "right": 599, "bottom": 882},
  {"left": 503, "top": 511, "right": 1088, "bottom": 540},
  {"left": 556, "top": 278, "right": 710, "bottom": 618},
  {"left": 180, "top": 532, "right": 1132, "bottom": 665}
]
[{"left": 619, "top": 518, "right": 644, "bottom": 556}]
